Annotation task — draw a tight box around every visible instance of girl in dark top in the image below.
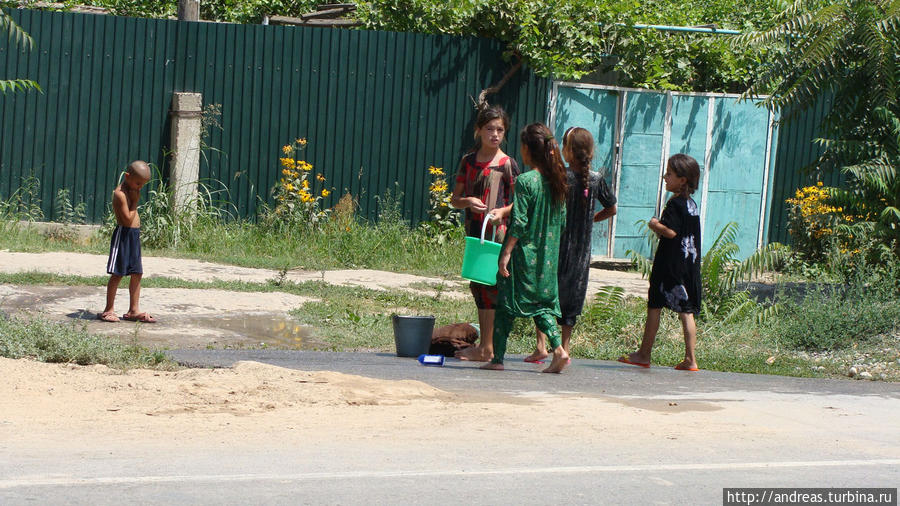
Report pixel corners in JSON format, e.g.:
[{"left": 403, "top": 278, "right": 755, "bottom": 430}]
[
  {"left": 450, "top": 105, "right": 520, "bottom": 362},
  {"left": 619, "top": 153, "right": 702, "bottom": 371},
  {"left": 527, "top": 127, "right": 617, "bottom": 363}
]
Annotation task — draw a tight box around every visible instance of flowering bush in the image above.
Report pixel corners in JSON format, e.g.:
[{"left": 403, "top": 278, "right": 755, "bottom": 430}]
[
  {"left": 270, "top": 138, "right": 331, "bottom": 229},
  {"left": 419, "top": 165, "right": 459, "bottom": 244},
  {"left": 785, "top": 182, "right": 845, "bottom": 262}
]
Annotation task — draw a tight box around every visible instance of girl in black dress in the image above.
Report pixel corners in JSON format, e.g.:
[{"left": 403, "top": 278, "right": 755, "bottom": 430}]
[
  {"left": 526, "top": 127, "right": 617, "bottom": 363},
  {"left": 619, "top": 154, "right": 702, "bottom": 371}
]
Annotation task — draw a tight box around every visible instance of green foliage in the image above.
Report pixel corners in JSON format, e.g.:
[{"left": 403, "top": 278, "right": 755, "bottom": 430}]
[
  {"left": 0, "top": 313, "right": 174, "bottom": 368},
  {"left": 742, "top": 0, "right": 900, "bottom": 254},
  {"left": 0, "top": 175, "right": 44, "bottom": 221},
  {"left": 582, "top": 285, "right": 626, "bottom": 322},
  {"left": 201, "top": 0, "right": 319, "bottom": 24},
  {"left": 419, "top": 165, "right": 461, "bottom": 245},
  {"left": 374, "top": 183, "right": 408, "bottom": 226},
  {"left": 53, "top": 188, "right": 87, "bottom": 225},
  {"left": 259, "top": 138, "right": 332, "bottom": 232},
  {"left": 1, "top": 8, "right": 41, "bottom": 94},
  {"left": 356, "top": 0, "right": 785, "bottom": 91},
  {"left": 52, "top": 0, "right": 320, "bottom": 23},
  {"left": 767, "top": 280, "right": 900, "bottom": 350}
]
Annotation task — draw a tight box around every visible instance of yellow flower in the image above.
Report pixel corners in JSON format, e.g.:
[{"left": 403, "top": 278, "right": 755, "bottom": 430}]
[
  {"left": 297, "top": 138, "right": 308, "bottom": 147},
  {"left": 285, "top": 183, "right": 294, "bottom": 191},
  {"left": 280, "top": 157, "right": 296, "bottom": 169},
  {"left": 282, "top": 169, "right": 293, "bottom": 176},
  {"left": 282, "top": 145, "right": 293, "bottom": 155},
  {"left": 428, "top": 166, "right": 445, "bottom": 176},
  {"left": 302, "top": 180, "right": 310, "bottom": 189},
  {"left": 321, "top": 189, "right": 330, "bottom": 197},
  {"left": 316, "top": 173, "right": 326, "bottom": 182},
  {"left": 816, "top": 181, "right": 823, "bottom": 186}
]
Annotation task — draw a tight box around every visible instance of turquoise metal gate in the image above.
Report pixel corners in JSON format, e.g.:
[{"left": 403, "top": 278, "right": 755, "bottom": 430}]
[{"left": 549, "top": 83, "right": 778, "bottom": 261}]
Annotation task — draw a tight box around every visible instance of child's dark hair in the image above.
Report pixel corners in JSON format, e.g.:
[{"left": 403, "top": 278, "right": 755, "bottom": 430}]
[
  {"left": 667, "top": 154, "right": 700, "bottom": 195},
  {"left": 472, "top": 105, "right": 510, "bottom": 151},
  {"left": 520, "top": 123, "right": 567, "bottom": 203},
  {"left": 563, "top": 127, "right": 594, "bottom": 197}
]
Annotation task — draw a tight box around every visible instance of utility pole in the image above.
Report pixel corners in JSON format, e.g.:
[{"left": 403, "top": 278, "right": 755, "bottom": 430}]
[{"left": 177, "top": 0, "right": 200, "bottom": 21}]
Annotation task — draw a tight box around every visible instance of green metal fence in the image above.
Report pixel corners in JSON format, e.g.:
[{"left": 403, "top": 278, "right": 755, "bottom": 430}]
[
  {"left": 766, "top": 96, "right": 842, "bottom": 245},
  {"left": 0, "top": 8, "right": 549, "bottom": 223}
]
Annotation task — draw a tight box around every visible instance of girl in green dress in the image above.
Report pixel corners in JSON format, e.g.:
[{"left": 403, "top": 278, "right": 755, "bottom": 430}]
[{"left": 482, "top": 123, "right": 570, "bottom": 373}]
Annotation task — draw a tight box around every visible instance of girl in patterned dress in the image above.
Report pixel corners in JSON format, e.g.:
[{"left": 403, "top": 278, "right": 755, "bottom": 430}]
[
  {"left": 527, "top": 126, "right": 618, "bottom": 363},
  {"left": 619, "top": 154, "right": 702, "bottom": 371},
  {"left": 450, "top": 105, "right": 520, "bottom": 362},
  {"left": 482, "top": 123, "right": 570, "bottom": 373}
]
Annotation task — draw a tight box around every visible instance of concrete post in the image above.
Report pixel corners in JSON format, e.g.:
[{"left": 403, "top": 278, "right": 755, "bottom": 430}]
[
  {"left": 178, "top": 0, "right": 200, "bottom": 21},
  {"left": 169, "top": 92, "right": 203, "bottom": 215}
]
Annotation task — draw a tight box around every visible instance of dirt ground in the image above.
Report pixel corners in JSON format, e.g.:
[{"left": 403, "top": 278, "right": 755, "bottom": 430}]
[
  {"left": 0, "top": 250, "right": 647, "bottom": 350},
  {"left": 3, "top": 251, "right": 899, "bottom": 503}
]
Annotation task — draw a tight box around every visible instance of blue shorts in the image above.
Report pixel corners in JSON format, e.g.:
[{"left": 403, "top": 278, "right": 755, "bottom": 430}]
[{"left": 107, "top": 226, "right": 143, "bottom": 276}]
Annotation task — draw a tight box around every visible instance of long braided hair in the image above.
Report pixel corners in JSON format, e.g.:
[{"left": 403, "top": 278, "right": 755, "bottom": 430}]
[
  {"left": 563, "top": 126, "right": 594, "bottom": 199},
  {"left": 520, "top": 123, "right": 567, "bottom": 203}
]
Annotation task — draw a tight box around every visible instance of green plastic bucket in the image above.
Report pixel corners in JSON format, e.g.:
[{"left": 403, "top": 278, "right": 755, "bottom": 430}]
[{"left": 460, "top": 218, "right": 502, "bottom": 286}]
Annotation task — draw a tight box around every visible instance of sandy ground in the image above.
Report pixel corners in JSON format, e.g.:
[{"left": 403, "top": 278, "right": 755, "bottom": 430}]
[
  {"left": 0, "top": 250, "right": 647, "bottom": 349},
  {"left": 2, "top": 356, "right": 898, "bottom": 482},
  {"left": 3, "top": 355, "right": 897, "bottom": 455}
]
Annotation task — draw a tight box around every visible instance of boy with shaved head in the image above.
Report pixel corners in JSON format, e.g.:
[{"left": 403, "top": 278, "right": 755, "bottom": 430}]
[{"left": 97, "top": 160, "right": 156, "bottom": 323}]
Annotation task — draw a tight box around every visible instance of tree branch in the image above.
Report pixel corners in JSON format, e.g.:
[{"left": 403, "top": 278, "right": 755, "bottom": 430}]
[{"left": 476, "top": 52, "right": 522, "bottom": 110}]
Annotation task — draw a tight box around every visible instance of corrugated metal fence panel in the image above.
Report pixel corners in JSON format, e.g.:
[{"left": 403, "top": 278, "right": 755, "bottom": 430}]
[
  {"left": 766, "top": 96, "right": 842, "bottom": 244},
  {"left": 0, "top": 8, "right": 549, "bottom": 223}
]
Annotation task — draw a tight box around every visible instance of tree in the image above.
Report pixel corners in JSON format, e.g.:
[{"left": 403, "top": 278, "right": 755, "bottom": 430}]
[
  {"left": 0, "top": 8, "right": 41, "bottom": 94},
  {"left": 354, "top": 0, "right": 633, "bottom": 108},
  {"left": 741, "top": 0, "right": 900, "bottom": 254}
]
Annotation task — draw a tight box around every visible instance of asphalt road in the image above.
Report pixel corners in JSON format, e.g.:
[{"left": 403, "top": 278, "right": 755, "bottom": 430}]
[{"left": 2, "top": 351, "right": 898, "bottom": 505}]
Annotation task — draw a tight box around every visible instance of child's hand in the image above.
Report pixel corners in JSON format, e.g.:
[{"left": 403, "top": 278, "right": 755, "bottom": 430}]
[
  {"left": 489, "top": 207, "right": 507, "bottom": 224},
  {"left": 468, "top": 197, "right": 487, "bottom": 213},
  {"left": 649, "top": 217, "right": 660, "bottom": 227},
  {"left": 498, "top": 250, "right": 511, "bottom": 278}
]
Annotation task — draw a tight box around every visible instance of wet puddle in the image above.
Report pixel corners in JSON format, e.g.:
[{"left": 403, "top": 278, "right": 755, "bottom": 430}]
[{"left": 190, "top": 315, "right": 324, "bottom": 350}]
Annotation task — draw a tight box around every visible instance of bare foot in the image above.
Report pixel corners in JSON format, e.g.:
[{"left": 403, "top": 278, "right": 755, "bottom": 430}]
[
  {"left": 674, "top": 360, "right": 699, "bottom": 371},
  {"left": 542, "top": 348, "right": 569, "bottom": 374},
  {"left": 480, "top": 362, "right": 504, "bottom": 371},
  {"left": 455, "top": 346, "right": 493, "bottom": 362},
  {"left": 617, "top": 351, "right": 650, "bottom": 368},
  {"left": 96, "top": 311, "right": 119, "bottom": 323},
  {"left": 523, "top": 350, "right": 548, "bottom": 363}
]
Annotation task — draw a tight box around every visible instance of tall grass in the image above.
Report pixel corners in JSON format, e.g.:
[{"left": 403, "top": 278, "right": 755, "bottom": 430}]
[
  {"left": 0, "top": 173, "right": 466, "bottom": 276},
  {"left": 0, "top": 313, "right": 176, "bottom": 369}
]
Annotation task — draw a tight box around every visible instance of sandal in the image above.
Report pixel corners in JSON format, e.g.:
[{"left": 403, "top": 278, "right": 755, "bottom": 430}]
[
  {"left": 96, "top": 312, "right": 120, "bottom": 323},
  {"left": 122, "top": 312, "right": 157, "bottom": 323}
]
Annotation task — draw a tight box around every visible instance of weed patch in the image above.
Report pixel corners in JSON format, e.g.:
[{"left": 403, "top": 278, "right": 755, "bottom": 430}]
[{"left": 0, "top": 313, "right": 176, "bottom": 369}]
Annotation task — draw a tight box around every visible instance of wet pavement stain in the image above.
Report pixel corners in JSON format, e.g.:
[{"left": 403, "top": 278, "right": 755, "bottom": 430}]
[
  {"left": 190, "top": 315, "right": 323, "bottom": 350},
  {"left": 1, "top": 284, "right": 323, "bottom": 350}
]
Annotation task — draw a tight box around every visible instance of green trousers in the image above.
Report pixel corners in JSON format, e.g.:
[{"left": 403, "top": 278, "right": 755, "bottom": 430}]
[{"left": 490, "top": 309, "right": 561, "bottom": 364}]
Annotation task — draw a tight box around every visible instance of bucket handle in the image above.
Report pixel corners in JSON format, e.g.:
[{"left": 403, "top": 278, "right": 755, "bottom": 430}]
[{"left": 480, "top": 214, "right": 497, "bottom": 244}]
